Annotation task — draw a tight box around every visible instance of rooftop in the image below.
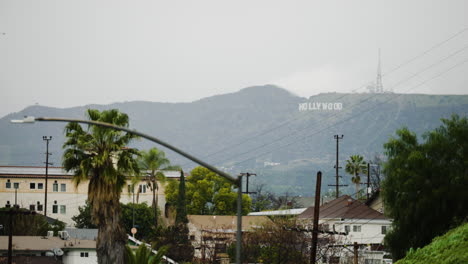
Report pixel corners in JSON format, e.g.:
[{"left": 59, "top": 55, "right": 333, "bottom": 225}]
[
  {"left": 0, "top": 166, "right": 181, "bottom": 179},
  {"left": 0, "top": 236, "right": 96, "bottom": 251},
  {"left": 188, "top": 215, "right": 273, "bottom": 232},
  {"left": 298, "top": 195, "right": 389, "bottom": 220}
]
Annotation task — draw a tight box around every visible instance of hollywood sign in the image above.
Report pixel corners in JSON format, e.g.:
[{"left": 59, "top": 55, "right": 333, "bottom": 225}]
[{"left": 299, "top": 102, "right": 343, "bottom": 111}]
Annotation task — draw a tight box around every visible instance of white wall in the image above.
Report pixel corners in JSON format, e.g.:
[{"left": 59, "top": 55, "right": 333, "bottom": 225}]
[
  {"left": 324, "top": 219, "right": 392, "bottom": 244},
  {"left": 63, "top": 249, "right": 97, "bottom": 264}
]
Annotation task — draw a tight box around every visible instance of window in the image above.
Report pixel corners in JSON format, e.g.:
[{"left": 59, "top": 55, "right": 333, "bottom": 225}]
[
  {"left": 128, "top": 185, "right": 133, "bottom": 193},
  {"left": 6, "top": 201, "right": 11, "bottom": 208},
  {"left": 190, "top": 235, "right": 195, "bottom": 241},
  {"left": 139, "top": 184, "right": 146, "bottom": 193},
  {"left": 30, "top": 204, "right": 35, "bottom": 211},
  {"left": 30, "top": 183, "right": 36, "bottom": 189},
  {"left": 13, "top": 182, "right": 19, "bottom": 189},
  {"left": 60, "top": 205, "right": 66, "bottom": 214},
  {"left": 6, "top": 180, "right": 11, "bottom": 189},
  {"left": 53, "top": 181, "right": 58, "bottom": 192},
  {"left": 61, "top": 184, "right": 66, "bottom": 192},
  {"left": 353, "top": 225, "right": 361, "bottom": 232},
  {"left": 38, "top": 183, "right": 43, "bottom": 189},
  {"left": 80, "top": 252, "right": 89, "bottom": 257},
  {"left": 53, "top": 201, "right": 58, "bottom": 214},
  {"left": 381, "top": 226, "right": 388, "bottom": 234},
  {"left": 344, "top": 225, "right": 350, "bottom": 233},
  {"left": 37, "top": 204, "right": 43, "bottom": 211}
]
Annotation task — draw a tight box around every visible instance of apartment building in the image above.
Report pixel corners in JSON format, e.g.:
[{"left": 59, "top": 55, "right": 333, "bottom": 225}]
[{"left": 0, "top": 166, "right": 180, "bottom": 226}]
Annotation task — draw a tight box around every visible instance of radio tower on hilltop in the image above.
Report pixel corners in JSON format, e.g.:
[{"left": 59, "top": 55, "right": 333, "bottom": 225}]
[
  {"left": 367, "top": 49, "right": 390, "bottom": 93},
  {"left": 375, "top": 49, "right": 384, "bottom": 93}
]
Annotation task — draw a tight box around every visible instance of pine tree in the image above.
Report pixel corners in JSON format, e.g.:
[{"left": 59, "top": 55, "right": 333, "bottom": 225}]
[{"left": 175, "top": 170, "right": 188, "bottom": 225}]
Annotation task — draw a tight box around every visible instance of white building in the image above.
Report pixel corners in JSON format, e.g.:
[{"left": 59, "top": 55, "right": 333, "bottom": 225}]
[
  {"left": 0, "top": 234, "right": 97, "bottom": 264},
  {"left": 0, "top": 166, "right": 180, "bottom": 226}
]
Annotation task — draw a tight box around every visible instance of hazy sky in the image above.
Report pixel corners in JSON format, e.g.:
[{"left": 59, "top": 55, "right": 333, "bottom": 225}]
[{"left": 1, "top": 0, "right": 468, "bottom": 117}]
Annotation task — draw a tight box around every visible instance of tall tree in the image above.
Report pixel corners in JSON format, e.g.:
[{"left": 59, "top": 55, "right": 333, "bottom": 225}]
[
  {"left": 138, "top": 147, "right": 179, "bottom": 227},
  {"left": 165, "top": 166, "right": 251, "bottom": 215},
  {"left": 382, "top": 114, "right": 468, "bottom": 260},
  {"left": 345, "top": 155, "right": 367, "bottom": 198},
  {"left": 62, "top": 109, "right": 140, "bottom": 264},
  {"left": 175, "top": 170, "right": 188, "bottom": 225}
]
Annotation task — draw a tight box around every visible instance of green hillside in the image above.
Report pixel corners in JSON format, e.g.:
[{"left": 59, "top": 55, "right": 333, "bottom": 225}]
[{"left": 396, "top": 222, "right": 468, "bottom": 264}]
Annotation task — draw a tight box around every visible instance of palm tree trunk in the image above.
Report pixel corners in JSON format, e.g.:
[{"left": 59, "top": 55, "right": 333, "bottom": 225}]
[{"left": 96, "top": 199, "right": 127, "bottom": 264}]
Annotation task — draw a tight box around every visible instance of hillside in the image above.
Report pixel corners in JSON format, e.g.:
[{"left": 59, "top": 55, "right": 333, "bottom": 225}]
[
  {"left": 395, "top": 222, "right": 468, "bottom": 264},
  {"left": 1, "top": 85, "right": 467, "bottom": 195}
]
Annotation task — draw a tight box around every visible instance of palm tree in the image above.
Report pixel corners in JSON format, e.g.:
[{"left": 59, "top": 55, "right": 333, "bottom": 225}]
[
  {"left": 138, "top": 148, "right": 180, "bottom": 227},
  {"left": 345, "top": 155, "right": 367, "bottom": 198},
  {"left": 62, "top": 109, "right": 140, "bottom": 264},
  {"left": 125, "top": 244, "right": 168, "bottom": 264}
]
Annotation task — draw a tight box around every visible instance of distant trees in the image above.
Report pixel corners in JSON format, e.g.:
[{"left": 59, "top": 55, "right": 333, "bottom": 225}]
[
  {"left": 72, "top": 201, "right": 156, "bottom": 241},
  {"left": 382, "top": 114, "right": 468, "bottom": 260},
  {"left": 0, "top": 207, "right": 65, "bottom": 236},
  {"left": 165, "top": 166, "right": 251, "bottom": 215},
  {"left": 345, "top": 154, "right": 367, "bottom": 198},
  {"left": 62, "top": 109, "right": 140, "bottom": 264},
  {"left": 227, "top": 218, "right": 310, "bottom": 264}
]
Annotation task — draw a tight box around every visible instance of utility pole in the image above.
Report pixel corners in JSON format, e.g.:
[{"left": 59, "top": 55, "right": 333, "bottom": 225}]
[
  {"left": 43, "top": 136, "right": 52, "bottom": 217},
  {"left": 329, "top": 135, "right": 346, "bottom": 198},
  {"left": 353, "top": 242, "right": 359, "bottom": 264},
  {"left": 366, "top": 163, "right": 371, "bottom": 200},
  {"left": 240, "top": 172, "right": 256, "bottom": 195},
  {"left": 13, "top": 183, "right": 19, "bottom": 206},
  {"left": 310, "top": 171, "right": 322, "bottom": 264},
  {"left": 132, "top": 186, "right": 135, "bottom": 236},
  {"left": 3, "top": 206, "right": 36, "bottom": 264}
]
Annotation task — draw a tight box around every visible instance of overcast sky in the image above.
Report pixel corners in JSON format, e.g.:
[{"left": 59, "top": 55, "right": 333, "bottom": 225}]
[{"left": 1, "top": 0, "right": 468, "bottom": 118}]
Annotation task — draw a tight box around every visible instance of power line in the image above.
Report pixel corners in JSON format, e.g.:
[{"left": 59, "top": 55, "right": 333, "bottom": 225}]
[
  {"left": 228, "top": 56, "right": 468, "bottom": 168},
  {"left": 179, "top": 27, "right": 468, "bottom": 169}
]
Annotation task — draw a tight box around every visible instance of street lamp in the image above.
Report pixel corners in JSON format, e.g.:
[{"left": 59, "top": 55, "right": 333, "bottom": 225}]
[{"left": 11, "top": 116, "right": 244, "bottom": 264}]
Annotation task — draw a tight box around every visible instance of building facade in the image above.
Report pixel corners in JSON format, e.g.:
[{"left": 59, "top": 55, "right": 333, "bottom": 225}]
[{"left": 0, "top": 166, "right": 179, "bottom": 226}]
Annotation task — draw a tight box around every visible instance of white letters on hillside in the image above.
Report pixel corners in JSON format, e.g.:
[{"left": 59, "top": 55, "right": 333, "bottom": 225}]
[{"left": 298, "top": 102, "right": 343, "bottom": 111}]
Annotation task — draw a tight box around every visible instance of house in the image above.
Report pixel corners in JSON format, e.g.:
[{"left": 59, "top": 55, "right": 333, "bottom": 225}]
[
  {"left": 0, "top": 166, "right": 180, "bottom": 226},
  {"left": 187, "top": 215, "right": 273, "bottom": 262},
  {"left": 297, "top": 195, "right": 392, "bottom": 245},
  {"left": 0, "top": 234, "right": 97, "bottom": 264}
]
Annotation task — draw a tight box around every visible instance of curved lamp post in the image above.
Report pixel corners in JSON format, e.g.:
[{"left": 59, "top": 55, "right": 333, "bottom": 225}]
[{"left": 11, "top": 116, "right": 243, "bottom": 264}]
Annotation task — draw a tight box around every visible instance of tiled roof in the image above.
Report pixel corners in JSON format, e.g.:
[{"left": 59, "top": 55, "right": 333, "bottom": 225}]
[{"left": 298, "top": 195, "right": 389, "bottom": 220}]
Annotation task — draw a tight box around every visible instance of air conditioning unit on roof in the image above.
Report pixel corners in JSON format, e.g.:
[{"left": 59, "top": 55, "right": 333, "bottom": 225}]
[{"left": 58, "top": 231, "right": 69, "bottom": 240}]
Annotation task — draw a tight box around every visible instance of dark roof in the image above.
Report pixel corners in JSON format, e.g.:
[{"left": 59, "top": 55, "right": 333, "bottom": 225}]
[{"left": 298, "top": 195, "right": 388, "bottom": 220}]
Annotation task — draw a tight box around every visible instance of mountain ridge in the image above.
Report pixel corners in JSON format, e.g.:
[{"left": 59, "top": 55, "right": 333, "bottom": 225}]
[{"left": 1, "top": 85, "right": 467, "bottom": 195}]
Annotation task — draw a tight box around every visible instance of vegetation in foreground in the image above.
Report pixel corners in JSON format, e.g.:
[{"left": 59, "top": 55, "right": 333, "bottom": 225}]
[
  {"left": 383, "top": 114, "right": 468, "bottom": 260},
  {"left": 395, "top": 222, "right": 468, "bottom": 264}
]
